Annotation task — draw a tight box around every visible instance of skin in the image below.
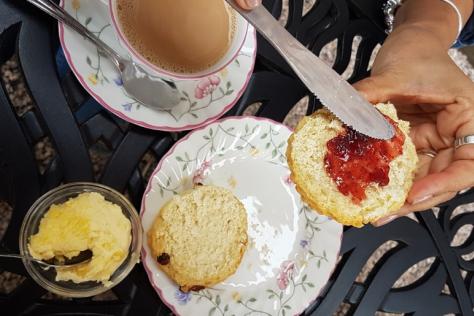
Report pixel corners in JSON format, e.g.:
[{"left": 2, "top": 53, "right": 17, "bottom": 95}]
[
  {"left": 237, "top": 0, "right": 474, "bottom": 224},
  {"left": 354, "top": 29, "right": 474, "bottom": 224},
  {"left": 354, "top": 0, "right": 474, "bottom": 225}
]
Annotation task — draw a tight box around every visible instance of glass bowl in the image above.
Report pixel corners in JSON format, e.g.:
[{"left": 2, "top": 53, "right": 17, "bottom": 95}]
[{"left": 19, "top": 182, "right": 143, "bottom": 297}]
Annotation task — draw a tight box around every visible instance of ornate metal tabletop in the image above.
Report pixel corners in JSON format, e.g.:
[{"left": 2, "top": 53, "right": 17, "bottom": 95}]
[{"left": 1, "top": 0, "right": 473, "bottom": 315}]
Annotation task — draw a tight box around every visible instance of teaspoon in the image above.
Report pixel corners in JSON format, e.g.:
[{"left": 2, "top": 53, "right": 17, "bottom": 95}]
[
  {"left": 27, "top": 0, "right": 181, "bottom": 110},
  {"left": 0, "top": 250, "right": 93, "bottom": 269}
]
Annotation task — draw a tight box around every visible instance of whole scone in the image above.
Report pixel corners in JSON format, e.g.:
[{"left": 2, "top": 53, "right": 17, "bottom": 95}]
[
  {"left": 287, "top": 103, "right": 418, "bottom": 227},
  {"left": 148, "top": 185, "right": 248, "bottom": 292}
]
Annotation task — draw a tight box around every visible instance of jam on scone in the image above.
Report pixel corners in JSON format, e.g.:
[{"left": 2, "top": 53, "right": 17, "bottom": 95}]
[{"left": 324, "top": 117, "right": 405, "bottom": 204}]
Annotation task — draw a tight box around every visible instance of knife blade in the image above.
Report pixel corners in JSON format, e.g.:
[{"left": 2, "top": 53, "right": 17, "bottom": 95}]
[{"left": 226, "top": 1, "right": 395, "bottom": 140}]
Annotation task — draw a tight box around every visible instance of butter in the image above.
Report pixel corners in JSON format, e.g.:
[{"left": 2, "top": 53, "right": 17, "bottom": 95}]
[{"left": 28, "top": 192, "right": 132, "bottom": 285}]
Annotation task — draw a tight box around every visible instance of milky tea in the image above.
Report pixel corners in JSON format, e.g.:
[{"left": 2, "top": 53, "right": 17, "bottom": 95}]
[{"left": 116, "top": 0, "right": 237, "bottom": 74}]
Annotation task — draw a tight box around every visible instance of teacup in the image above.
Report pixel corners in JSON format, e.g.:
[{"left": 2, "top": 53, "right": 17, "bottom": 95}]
[{"left": 107, "top": 0, "right": 249, "bottom": 81}]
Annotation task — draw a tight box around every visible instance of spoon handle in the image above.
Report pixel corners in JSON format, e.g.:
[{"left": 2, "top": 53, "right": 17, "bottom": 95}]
[
  {"left": 0, "top": 253, "right": 49, "bottom": 266},
  {"left": 0, "top": 253, "right": 92, "bottom": 268},
  {"left": 26, "top": 0, "right": 125, "bottom": 70},
  {"left": 0, "top": 253, "right": 23, "bottom": 260}
]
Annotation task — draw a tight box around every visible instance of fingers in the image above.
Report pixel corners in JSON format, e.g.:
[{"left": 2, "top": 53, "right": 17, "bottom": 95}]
[
  {"left": 234, "top": 0, "right": 261, "bottom": 10},
  {"left": 408, "top": 98, "right": 474, "bottom": 201},
  {"left": 410, "top": 123, "right": 451, "bottom": 152},
  {"left": 374, "top": 148, "right": 472, "bottom": 227},
  {"left": 437, "top": 97, "right": 474, "bottom": 141},
  {"left": 407, "top": 159, "right": 474, "bottom": 204},
  {"left": 414, "top": 152, "right": 435, "bottom": 179},
  {"left": 426, "top": 149, "right": 453, "bottom": 174},
  {"left": 400, "top": 192, "right": 457, "bottom": 215},
  {"left": 373, "top": 191, "right": 456, "bottom": 226}
]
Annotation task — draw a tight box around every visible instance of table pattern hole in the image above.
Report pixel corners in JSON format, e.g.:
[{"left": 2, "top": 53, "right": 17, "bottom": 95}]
[
  {"left": 0, "top": 55, "right": 34, "bottom": 117},
  {"left": 33, "top": 136, "right": 57, "bottom": 175},
  {"left": 340, "top": 35, "right": 362, "bottom": 81},
  {"left": 451, "top": 224, "right": 474, "bottom": 248},
  {"left": 283, "top": 96, "right": 309, "bottom": 129},
  {"left": 139, "top": 150, "right": 159, "bottom": 183},
  {"left": 356, "top": 240, "right": 398, "bottom": 284},
  {"left": 319, "top": 39, "right": 338, "bottom": 68},
  {"left": 89, "top": 140, "right": 113, "bottom": 179},
  {"left": 0, "top": 271, "right": 26, "bottom": 295},
  {"left": 242, "top": 102, "right": 263, "bottom": 116},
  {"left": 451, "top": 203, "right": 474, "bottom": 221},
  {"left": 368, "top": 43, "right": 381, "bottom": 72},
  {"left": 302, "top": 0, "right": 319, "bottom": 16},
  {"left": 0, "top": 199, "right": 12, "bottom": 241},
  {"left": 392, "top": 257, "right": 436, "bottom": 289},
  {"left": 279, "top": 0, "right": 289, "bottom": 26}
]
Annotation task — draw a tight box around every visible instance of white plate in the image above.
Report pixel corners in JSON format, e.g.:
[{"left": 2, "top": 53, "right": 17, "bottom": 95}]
[
  {"left": 141, "top": 116, "right": 343, "bottom": 315},
  {"left": 59, "top": 0, "right": 256, "bottom": 131}
]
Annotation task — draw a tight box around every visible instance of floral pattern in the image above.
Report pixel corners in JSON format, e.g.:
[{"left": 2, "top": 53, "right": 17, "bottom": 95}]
[
  {"left": 116, "top": 76, "right": 235, "bottom": 122},
  {"left": 192, "top": 160, "right": 211, "bottom": 184},
  {"left": 195, "top": 76, "right": 221, "bottom": 99},
  {"left": 299, "top": 239, "right": 310, "bottom": 249},
  {"left": 277, "top": 261, "right": 297, "bottom": 290},
  {"left": 283, "top": 174, "right": 292, "bottom": 185},
  {"left": 69, "top": 5, "right": 112, "bottom": 87},
  {"left": 155, "top": 121, "right": 285, "bottom": 196},
  {"left": 175, "top": 289, "right": 192, "bottom": 305},
  {"left": 122, "top": 103, "right": 133, "bottom": 112}
]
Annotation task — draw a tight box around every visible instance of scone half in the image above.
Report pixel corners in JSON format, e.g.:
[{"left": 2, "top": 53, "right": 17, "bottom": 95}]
[
  {"left": 148, "top": 185, "right": 248, "bottom": 292},
  {"left": 287, "top": 103, "right": 418, "bottom": 227}
]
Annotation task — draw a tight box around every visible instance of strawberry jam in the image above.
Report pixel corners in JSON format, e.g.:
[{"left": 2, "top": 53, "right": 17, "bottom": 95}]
[{"left": 324, "top": 117, "right": 405, "bottom": 204}]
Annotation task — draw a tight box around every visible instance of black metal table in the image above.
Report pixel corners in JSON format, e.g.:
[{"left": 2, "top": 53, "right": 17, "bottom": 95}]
[{"left": 1, "top": 0, "right": 474, "bottom": 315}]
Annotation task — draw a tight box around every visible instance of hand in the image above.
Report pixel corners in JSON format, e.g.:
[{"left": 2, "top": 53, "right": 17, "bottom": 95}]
[
  {"left": 354, "top": 25, "right": 474, "bottom": 226},
  {"left": 235, "top": 0, "right": 261, "bottom": 10}
]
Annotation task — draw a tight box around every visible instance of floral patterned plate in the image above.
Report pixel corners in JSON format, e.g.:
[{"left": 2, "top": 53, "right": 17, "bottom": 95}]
[
  {"left": 141, "top": 116, "right": 343, "bottom": 315},
  {"left": 59, "top": 0, "right": 256, "bottom": 131}
]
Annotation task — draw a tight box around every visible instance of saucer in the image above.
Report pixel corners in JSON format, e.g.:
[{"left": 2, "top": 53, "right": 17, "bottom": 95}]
[
  {"left": 141, "top": 116, "right": 343, "bottom": 315},
  {"left": 59, "top": 0, "right": 257, "bottom": 131}
]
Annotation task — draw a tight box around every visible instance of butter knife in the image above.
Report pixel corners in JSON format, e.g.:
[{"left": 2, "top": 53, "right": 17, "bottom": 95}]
[{"left": 226, "top": 1, "right": 394, "bottom": 140}]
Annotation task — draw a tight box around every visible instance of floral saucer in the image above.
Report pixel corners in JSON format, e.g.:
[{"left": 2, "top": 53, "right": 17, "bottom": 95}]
[
  {"left": 141, "top": 117, "right": 343, "bottom": 315},
  {"left": 59, "top": 0, "right": 257, "bottom": 131}
]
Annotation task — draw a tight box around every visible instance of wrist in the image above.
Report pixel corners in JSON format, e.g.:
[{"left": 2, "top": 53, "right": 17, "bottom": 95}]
[
  {"left": 393, "top": 20, "right": 456, "bottom": 50},
  {"left": 390, "top": 22, "right": 448, "bottom": 53},
  {"left": 393, "top": 0, "right": 472, "bottom": 50}
]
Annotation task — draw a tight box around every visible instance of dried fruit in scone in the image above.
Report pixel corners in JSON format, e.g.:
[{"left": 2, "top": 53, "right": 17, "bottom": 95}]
[
  {"left": 286, "top": 103, "right": 418, "bottom": 227},
  {"left": 148, "top": 185, "right": 248, "bottom": 292}
]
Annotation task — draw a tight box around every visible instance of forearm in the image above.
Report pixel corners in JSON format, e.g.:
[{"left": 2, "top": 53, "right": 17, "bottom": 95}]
[{"left": 394, "top": 0, "right": 474, "bottom": 49}]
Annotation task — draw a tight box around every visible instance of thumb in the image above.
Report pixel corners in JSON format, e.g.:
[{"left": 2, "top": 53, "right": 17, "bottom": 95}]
[
  {"left": 407, "top": 160, "right": 474, "bottom": 204},
  {"left": 353, "top": 75, "right": 395, "bottom": 104}
]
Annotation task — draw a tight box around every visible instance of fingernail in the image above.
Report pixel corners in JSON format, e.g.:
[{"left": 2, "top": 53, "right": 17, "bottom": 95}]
[
  {"left": 245, "top": 0, "right": 261, "bottom": 8},
  {"left": 374, "top": 215, "right": 399, "bottom": 227},
  {"left": 412, "top": 195, "right": 433, "bottom": 205}
]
